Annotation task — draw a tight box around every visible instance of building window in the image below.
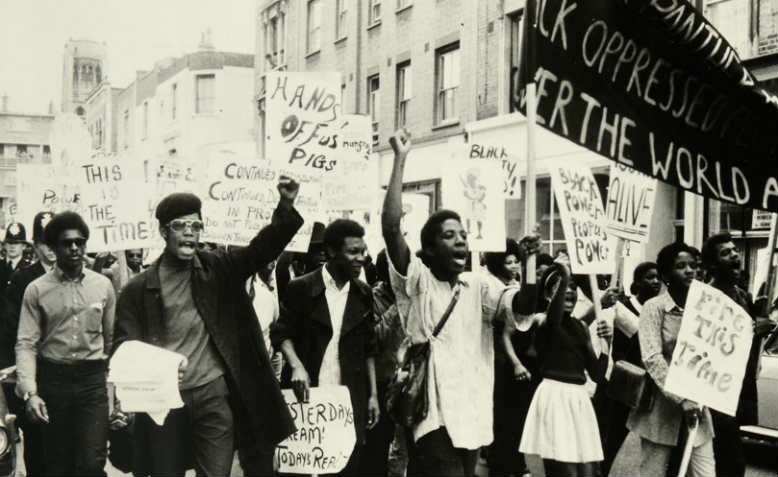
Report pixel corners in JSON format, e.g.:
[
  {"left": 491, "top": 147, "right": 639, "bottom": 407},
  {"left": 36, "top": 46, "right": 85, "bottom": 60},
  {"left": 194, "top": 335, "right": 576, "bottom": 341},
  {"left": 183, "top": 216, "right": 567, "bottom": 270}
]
[
  {"left": 397, "top": 0, "right": 412, "bottom": 9},
  {"left": 509, "top": 10, "right": 524, "bottom": 113},
  {"left": 171, "top": 83, "right": 178, "bottom": 120},
  {"left": 307, "top": 0, "right": 322, "bottom": 53},
  {"left": 123, "top": 110, "right": 130, "bottom": 149},
  {"left": 0, "top": 144, "right": 4, "bottom": 157},
  {"left": 336, "top": 0, "right": 348, "bottom": 39},
  {"left": 43, "top": 145, "right": 50, "bottom": 157},
  {"left": 367, "top": 74, "right": 380, "bottom": 147},
  {"left": 196, "top": 74, "right": 216, "bottom": 114},
  {"left": 396, "top": 62, "right": 411, "bottom": 128},
  {"left": 142, "top": 101, "right": 149, "bottom": 139},
  {"left": 265, "top": 11, "right": 286, "bottom": 69},
  {"left": 369, "top": 0, "right": 381, "bottom": 25},
  {"left": 16, "top": 145, "right": 28, "bottom": 158},
  {"left": 436, "top": 44, "right": 460, "bottom": 124}
]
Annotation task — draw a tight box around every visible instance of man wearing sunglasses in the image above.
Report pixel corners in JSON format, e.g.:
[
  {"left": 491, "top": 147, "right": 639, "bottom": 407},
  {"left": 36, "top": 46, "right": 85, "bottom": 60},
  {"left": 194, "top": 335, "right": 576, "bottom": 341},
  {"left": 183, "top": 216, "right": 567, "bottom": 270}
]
[
  {"left": 112, "top": 177, "right": 303, "bottom": 477},
  {"left": 15, "top": 211, "right": 116, "bottom": 476}
]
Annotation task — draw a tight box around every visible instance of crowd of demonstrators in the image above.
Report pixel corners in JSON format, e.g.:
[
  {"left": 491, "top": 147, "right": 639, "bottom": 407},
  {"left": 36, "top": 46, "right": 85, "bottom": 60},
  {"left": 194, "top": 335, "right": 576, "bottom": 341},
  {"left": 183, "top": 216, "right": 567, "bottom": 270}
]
[{"left": 0, "top": 130, "right": 776, "bottom": 477}]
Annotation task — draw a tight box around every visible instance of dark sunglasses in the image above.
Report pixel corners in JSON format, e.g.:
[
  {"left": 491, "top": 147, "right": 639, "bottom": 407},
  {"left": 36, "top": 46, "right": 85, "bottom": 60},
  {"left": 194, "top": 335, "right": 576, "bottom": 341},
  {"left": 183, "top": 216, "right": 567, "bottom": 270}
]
[
  {"left": 59, "top": 238, "right": 87, "bottom": 248},
  {"left": 167, "top": 219, "right": 204, "bottom": 232},
  {"left": 126, "top": 253, "right": 143, "bottom": 259}
]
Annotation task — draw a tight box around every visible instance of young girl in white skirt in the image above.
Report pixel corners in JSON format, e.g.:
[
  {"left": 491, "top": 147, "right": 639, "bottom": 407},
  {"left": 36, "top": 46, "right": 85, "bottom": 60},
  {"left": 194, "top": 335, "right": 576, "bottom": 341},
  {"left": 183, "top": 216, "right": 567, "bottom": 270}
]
[{"left": 517, "top": 261, "right": 610, "bottom": 477}]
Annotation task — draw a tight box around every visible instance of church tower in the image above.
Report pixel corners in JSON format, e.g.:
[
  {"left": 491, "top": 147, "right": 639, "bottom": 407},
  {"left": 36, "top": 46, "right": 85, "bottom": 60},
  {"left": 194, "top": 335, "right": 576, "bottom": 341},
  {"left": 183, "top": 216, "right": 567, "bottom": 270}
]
[{"left": 61, "top": 39, "right": 107, "bottom": 116}]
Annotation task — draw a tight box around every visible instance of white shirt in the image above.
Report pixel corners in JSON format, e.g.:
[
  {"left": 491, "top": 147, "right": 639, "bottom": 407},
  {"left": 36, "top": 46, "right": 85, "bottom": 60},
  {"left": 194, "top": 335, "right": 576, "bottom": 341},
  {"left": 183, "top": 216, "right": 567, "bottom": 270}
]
[
  {"left": 247, "top": 274, "right": 279, "bottom": 355},
  {"left": 318, "top": 266, "right": 350, "bottom": 386},
  {"left": 389, "top": 255, "right": 505, "bottom": 449}
]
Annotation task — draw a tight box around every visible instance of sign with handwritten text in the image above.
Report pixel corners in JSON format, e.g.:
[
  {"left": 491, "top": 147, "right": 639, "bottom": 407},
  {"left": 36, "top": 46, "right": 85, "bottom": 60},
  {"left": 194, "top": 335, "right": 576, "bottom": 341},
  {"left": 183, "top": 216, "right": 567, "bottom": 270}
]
[
  {"left": 605, "top": 163, "right": 657, "bottom": 243},
  {"left": 666, "top": 280, "right": 754, "bottom": 416},
  {"left": 266, "top": 71, "right": 343, "bottom": 171},
  {"left": 200, "top": 158, "right": 322, "bottom": 251},
  {"left": 275, "top": 386, "right": 356, "bottom": 475},
  {"left": 550, "top": 163, "right": 614, "bottom": 274},
  {"left": 462, "top": 143, "right": 521, "bottom": 198},
  {"left": 16, "top": 164, "right": 84, "bottom": 235},
  {"left": 76, "top": 157, "right": 156, "bottom": 253}
]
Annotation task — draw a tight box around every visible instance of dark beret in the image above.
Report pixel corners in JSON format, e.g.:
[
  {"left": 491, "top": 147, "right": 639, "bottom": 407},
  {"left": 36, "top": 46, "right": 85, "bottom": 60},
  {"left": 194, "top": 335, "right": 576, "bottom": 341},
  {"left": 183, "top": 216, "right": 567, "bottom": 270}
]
[{"left": 155, "top": 193, "right": 202, "bottom": 226}]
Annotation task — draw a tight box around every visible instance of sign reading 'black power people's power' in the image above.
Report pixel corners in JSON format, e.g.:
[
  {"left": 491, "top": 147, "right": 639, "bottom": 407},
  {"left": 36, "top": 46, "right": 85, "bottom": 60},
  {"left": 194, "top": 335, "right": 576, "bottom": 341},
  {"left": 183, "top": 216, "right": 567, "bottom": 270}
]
[{"left": 515, "top": 0, "right": 778, "bottom": 211}]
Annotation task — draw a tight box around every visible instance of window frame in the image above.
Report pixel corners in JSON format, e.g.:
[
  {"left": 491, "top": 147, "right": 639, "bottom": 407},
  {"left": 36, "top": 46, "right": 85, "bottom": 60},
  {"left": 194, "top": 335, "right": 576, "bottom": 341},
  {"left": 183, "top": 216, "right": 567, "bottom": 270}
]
[
  {"left": 307, "top": 0, "right": 323, "bottom": 54},
  {"left": 369, "top": 0, "right": 382, "bottom": 25},
  {"left": 142, "top": 101, "right": 149, "bottom": 139},
  {"left": 395, "top": 61, "right": 411, "bottom": 129},
  {"left": 397, "top": 0, "right": 412, "bottom": 11},
  {"left": 335, "top": 0, "right": 348, "bottom": 40},
  {"left": 435, "top": 43, "right": 460, "bottom": 125},
  {"left": 171, "top": 83, "right": 178, "bottom": 120},
  {"left": 367, "top": 74, "right": 380, "bottom": 147},
  {"left": 122, "top": 109, "right": 130, "bottom": 150},
  {"left": 195, "top": 73, "right": 216, "bottom": 114}
]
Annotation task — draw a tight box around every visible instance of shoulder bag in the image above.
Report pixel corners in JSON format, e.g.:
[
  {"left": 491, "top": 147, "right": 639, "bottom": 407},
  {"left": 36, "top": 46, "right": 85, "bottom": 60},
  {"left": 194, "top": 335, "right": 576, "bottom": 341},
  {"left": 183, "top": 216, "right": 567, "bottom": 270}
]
[{"left": 386, "top": 283, "right": 462, "bottom": 428}]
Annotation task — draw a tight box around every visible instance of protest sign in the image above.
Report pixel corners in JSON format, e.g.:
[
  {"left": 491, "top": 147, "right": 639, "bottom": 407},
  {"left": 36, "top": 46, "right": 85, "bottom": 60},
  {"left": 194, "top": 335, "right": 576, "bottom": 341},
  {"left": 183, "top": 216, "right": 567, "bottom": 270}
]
[
  {"left": 200, "top": 158, "right": 322, "bottom": 251},
  {"left": 266, "top": 71, "right": 343, "bottom": 171},
  {"left": 323, "top": 158, "right": 378, "bottom": 213},
  {"left": 752, "top": 210, "right": 772, "bottom": 230},
  {"left": 550, "top": 162, "right": 614, "bottom": 274},
  {"left": 76, "top": 157, "right": 157, "bottom": 253},
  {"left": 461, "top": 143, "right": 521, "bottom": 198},
  {"left": 442, "top": 159, "right": 505, "bottom": 251},
  {"left": 665, "top": 280, "right": 754, "bottom": 416},
  {"left": 275, "top": 386, "right": 356, "bottom": 475},
  {"left": 605, "top": 163, "right": 657, "bottom": 243},
  {"left": 515, "top": 0, "right": 778, "bottom": 212},
  {"left": 109, "top": 341, "right": 187, "bottom": 425},
  {"left": 16, "top": 164, "right": 83, "bottom": 234},
  {"left": 338, "top": 114, "right": 373, "bottom": 162}
]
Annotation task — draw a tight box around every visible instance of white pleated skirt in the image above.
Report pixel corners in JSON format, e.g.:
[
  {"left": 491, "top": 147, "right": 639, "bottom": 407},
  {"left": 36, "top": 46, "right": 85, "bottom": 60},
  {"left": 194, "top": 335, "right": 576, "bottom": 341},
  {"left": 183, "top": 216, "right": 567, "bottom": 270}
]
[{"left": 519, "top": 378, "right": 604, "bottom": 463}]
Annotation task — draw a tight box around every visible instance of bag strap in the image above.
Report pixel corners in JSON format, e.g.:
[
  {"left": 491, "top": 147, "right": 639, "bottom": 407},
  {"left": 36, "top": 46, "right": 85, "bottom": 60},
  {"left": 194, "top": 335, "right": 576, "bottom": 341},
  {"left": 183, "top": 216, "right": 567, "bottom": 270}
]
[{"left": 432, "top": 282, "right": 463, "bottom": 338}]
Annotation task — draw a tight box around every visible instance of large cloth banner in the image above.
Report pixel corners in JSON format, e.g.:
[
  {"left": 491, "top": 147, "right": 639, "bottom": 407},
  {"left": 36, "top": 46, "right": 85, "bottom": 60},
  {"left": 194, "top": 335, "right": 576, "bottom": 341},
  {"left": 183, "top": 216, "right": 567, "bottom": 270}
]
[
  {"left": 76, "top": 157, "right": 157, "bottom": 253},
  {"left": 265, "top": 71, "right": 343, "bottom": 171},
  {"left": 666, "top": 280, "right": 754, "bottom": 416},
  {"left": 550, "top": 162, "right": 614, "bottom": 274},
  {"left": 442, "top": 159, "right": 506, "bottom": 252},
  {"left": 200, "top": 158, "right": 322, "bottom": 251},
  {"left": 516, "top": 0, "right": 778, "bottom": 212},
  {"left": 275, "top": 386, "right": 356, "bottom": 475},
  {"left": 605, "top": 163, "right": 657, "bottom": 243},
  {"left": 16, "top": 164, "right": 83, "bottom": 235}
]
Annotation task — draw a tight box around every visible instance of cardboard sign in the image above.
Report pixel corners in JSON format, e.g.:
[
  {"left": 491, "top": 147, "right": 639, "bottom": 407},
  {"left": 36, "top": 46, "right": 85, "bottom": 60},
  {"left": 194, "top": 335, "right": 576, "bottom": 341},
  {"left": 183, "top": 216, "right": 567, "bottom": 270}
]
[
  {"left": 442, "top": 159, "right": 505, "bottom": 252},
  {"left": 665, "top": 281, "right": 754, "bottom": 416},
  {"left": 752, "top": 210, "right": 773, "bottom": 230},
  {"left": 550, "top": 163, "right": 614, "bottom": 274},
  {"left": 515, "top": 0, "right": 778, "bottom": 212},
  {"left": 338, "top": 114, "right": 373, "bottom": 162},
  {"left": 16, "top": 164, "right": 84, "bottom": 234},
  {"left": 462, "top": 143, "right": 521, "bottom": 198},
  {"left": 76, "top": 158, "right": 157, "bottom": 253},
  {"left": 265, "top": 71, "right": 343, "bottom": 171},
  {"left": 200, "top": 158, "right": 322, "bottom": 251},
  {"left": 323, "top": 158, "right": 378, "bottom": 213},
  {"left": 275, "top": 386, "right": 356, "bottom": 475},
  {"left": 605, "top": 163, "right": 657, "bottom": 243}
]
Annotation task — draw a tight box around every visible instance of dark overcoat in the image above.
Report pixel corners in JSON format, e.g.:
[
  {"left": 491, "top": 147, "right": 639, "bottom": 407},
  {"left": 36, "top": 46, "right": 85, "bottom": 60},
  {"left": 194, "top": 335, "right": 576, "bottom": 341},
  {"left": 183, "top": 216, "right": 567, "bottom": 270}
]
[
  {"left": 271, "top": 268, "right": 375, "bottom": 444},
  {"left": 113, "top": 204, "right": 302, "bottom": 476}
]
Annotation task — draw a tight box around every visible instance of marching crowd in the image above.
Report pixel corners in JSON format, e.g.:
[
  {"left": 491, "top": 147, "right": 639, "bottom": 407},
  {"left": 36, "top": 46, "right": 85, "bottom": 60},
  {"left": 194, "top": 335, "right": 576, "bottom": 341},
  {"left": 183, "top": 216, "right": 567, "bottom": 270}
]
[{"left": 0, "top": 129, "right": 775, "bottom": 477}]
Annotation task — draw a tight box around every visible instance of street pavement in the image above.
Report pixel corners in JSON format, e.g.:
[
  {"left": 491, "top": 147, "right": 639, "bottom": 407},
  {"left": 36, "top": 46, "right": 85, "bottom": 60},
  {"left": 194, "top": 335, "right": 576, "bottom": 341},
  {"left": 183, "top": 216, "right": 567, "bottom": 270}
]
[{"left": 13, "top": 430, "right": 778, "bottom": 476}]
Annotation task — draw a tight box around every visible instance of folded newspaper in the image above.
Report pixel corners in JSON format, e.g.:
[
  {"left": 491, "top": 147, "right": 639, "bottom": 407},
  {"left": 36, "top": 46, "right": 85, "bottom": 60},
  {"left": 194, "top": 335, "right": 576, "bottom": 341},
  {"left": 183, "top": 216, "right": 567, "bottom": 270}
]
[{"left": 108, "top": 341, "right": 186, "bottom": 425}]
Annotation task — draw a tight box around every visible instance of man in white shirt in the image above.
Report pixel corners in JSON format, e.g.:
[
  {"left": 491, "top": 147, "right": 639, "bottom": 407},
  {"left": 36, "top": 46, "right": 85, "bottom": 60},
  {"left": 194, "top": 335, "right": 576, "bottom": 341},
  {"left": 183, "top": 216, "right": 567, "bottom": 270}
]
[
  {"left": 381, "top": 129, "right": 537, "bottom": 477},
  {"left": 271, "top": 219, "right": 380, "bottom": 476}
]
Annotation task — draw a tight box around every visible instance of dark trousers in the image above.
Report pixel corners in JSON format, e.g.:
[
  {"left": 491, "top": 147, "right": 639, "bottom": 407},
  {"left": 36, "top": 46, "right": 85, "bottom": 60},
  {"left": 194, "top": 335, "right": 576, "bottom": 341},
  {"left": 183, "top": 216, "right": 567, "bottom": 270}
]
[
  {"left": 137, "top": 375, "right": 234, "bottom": 477},
  {"left": 359, "top": 384, "right": 394, "bottom": 477},
  {"left": 542, "top": 459, "right": 601, "bottom": 477},
  {"left": 591, "top": 385, "right": 630, "bottom": 477},
  {"left": 414, "top": 427, "right": 479, "bottom": 477},
  {"left": 37, "top": 359, "right": 108, "bottom": 477},
  {"left": 490, "top": 366, "right": 537, "bottom": 477},
  {"left": 2, "top": 383, "right": 46, "bottom": 477},
  {"left": 711, "top": 409, "right": 746, "bottom": 477}
]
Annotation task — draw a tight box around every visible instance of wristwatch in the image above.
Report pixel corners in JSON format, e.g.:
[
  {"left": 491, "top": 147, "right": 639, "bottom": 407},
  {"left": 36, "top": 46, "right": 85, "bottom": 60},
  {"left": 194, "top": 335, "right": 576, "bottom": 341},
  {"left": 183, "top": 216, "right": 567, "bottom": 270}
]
[{"left": 23, "top": 391, "right": 37, "bottom": 402}]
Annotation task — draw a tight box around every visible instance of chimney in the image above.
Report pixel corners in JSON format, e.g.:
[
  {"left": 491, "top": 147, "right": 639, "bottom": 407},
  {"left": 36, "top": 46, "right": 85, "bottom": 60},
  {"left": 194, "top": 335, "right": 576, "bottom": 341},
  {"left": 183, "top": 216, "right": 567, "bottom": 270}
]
[{"left": 198, "top": 28, "right": 215, "bottom": 51}]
